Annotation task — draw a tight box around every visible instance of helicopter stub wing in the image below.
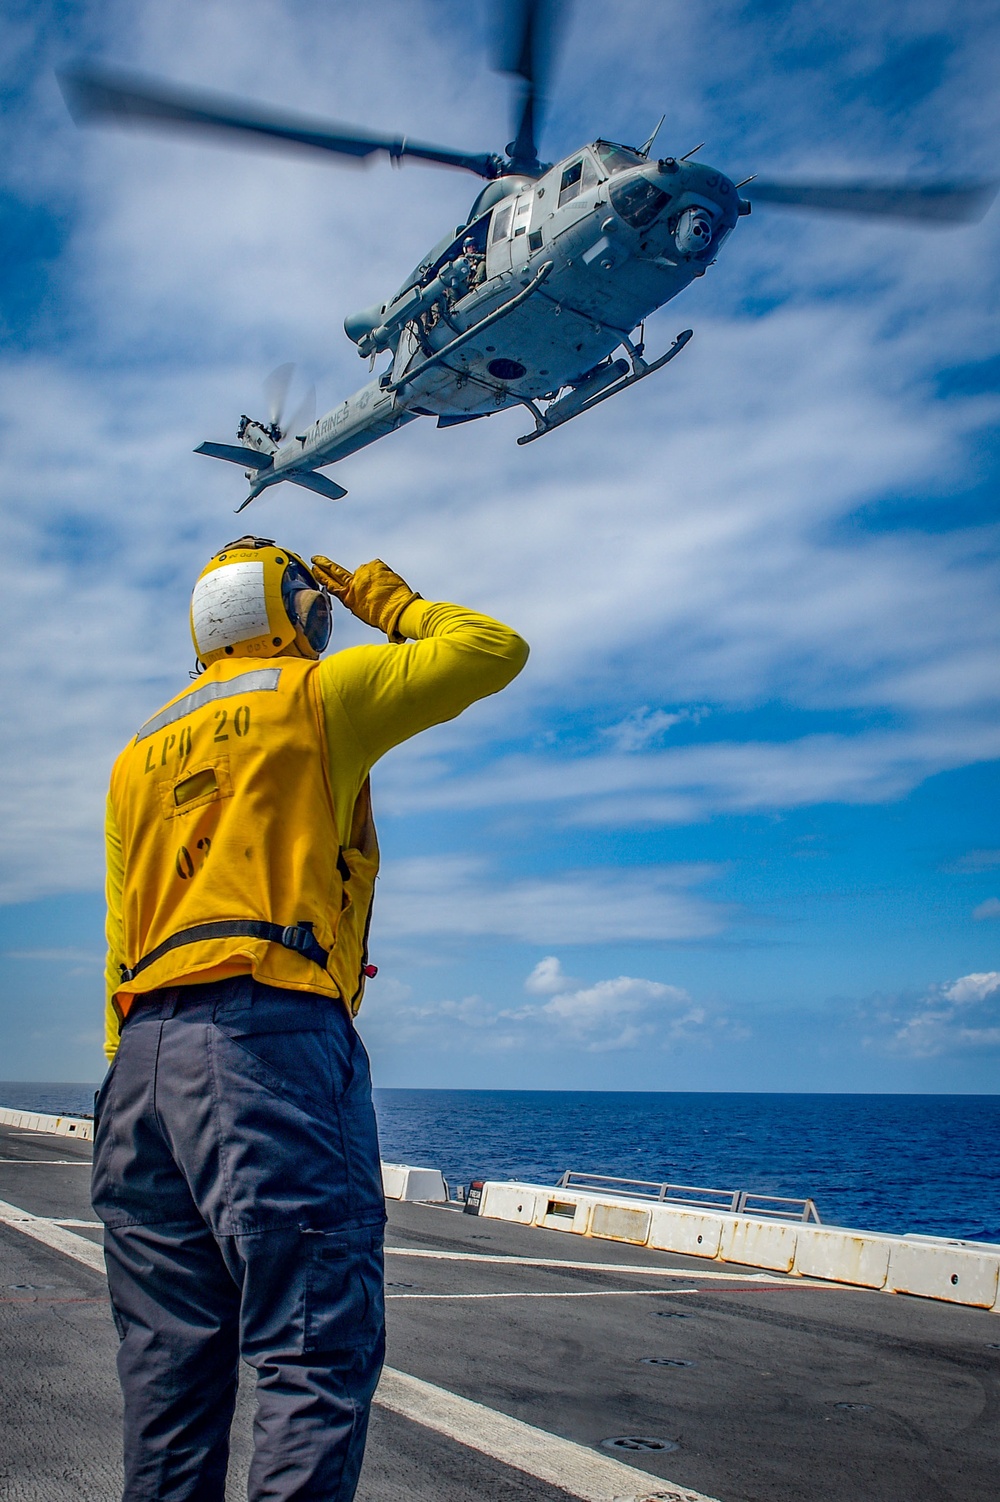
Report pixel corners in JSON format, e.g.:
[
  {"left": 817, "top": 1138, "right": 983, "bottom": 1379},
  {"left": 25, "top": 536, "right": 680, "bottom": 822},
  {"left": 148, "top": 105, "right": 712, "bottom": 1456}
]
[{"left": 60, "top": 67, "right": 503, "bottom": 178}]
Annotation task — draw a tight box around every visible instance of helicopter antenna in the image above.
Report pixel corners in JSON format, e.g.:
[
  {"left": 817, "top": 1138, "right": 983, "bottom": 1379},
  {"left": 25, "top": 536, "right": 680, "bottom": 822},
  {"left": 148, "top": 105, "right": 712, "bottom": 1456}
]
[
  {"left": 679, "top": 142, "right": 706, "bottom": 162},
  {"left": 638, "top": 114, "right": 666, "bottom": 159}
]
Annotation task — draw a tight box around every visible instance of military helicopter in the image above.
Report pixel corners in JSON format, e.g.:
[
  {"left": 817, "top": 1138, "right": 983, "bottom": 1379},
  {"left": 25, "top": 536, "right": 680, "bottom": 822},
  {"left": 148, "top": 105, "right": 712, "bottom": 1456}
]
[{"left": 61, "top": 1, "right": 996, "bottom": 510}]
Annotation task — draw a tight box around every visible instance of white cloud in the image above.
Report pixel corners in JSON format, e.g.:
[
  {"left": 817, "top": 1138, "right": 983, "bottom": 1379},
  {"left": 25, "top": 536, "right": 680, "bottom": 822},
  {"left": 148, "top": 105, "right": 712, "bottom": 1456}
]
[
  {"left": 362, "top": 959, "right": 726, "bottom": 1057},
  {"left": 601, "top": 708, "right": 699, "bottom": 753},
  {"left": 972, "top": 899, "right": 1000, "bottom": 922},
  {"left": 376, "top": 857, "right": 729, "bottom": 944},
  {"left": 525, "top": 956, "right": 574, "bottom": 994},
  {"left": 539, "top": 975, "right": 705, "bottom": 1052},
  {"left": 942, "top": 972, "right": 1000, "bottom": 1005},
  {"left": 541, "top": 975, "right": 692, "bottom": 1024},
  {"left": 369, "top": 976, "right": 412, "bottom": 1005},
  {"left": 879, "top": 971, "right": 1000, "bottom": 1057},
  {"left": 380, "top": 720, "right": 1000, "bottom": 829}
]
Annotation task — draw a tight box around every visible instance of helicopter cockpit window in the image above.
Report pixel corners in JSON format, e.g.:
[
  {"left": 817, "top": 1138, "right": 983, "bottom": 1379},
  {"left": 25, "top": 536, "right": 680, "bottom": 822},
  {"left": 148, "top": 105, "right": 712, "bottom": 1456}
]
[
  {"left": 491, "top": 201, "right": 514, "bottom": 242},
  {"left": 558, "top": 160, "right": 584, "bottom": 206},
  {"left": 610, "top": 175, "right": 672, "bottom": 229},
  {"left": 596, "top": 141, "right": 646, "bottom": 174}
]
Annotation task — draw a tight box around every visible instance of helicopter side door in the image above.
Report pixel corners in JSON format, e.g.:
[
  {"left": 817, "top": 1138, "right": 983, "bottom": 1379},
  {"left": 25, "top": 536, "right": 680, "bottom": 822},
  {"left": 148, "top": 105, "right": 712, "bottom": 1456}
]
[
  {"left": 486, "top": 190, "right": 534, "bottom": 278},
  {"left": 508, "top": 191, "right": 535, "bottom": 270}
]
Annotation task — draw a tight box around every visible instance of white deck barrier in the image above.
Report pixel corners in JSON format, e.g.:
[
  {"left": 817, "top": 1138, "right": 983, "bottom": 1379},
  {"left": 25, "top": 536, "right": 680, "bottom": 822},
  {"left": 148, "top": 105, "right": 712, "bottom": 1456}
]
[
  {"left": 4, "top": 1105, "right": 995, "bottom": 1306},
  {"left": 0, "top": 1107, "right": 447, "bottom": 1204},
  {"left": 380, "top": 1162, "right": 448, "bottom": 1202},
  {"left": 0, "top": 1106, "right": 95, "bottom": 1141},
  {"left": 475, "top": 1181, "right": 1000, "bottom": 1314}
]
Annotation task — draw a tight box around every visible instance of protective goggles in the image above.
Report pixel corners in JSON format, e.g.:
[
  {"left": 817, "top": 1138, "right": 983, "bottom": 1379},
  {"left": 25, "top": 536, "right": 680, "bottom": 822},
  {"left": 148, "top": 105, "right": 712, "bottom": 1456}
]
[{"left": 281, "top": 557, "right": 333, "bottom": 652}]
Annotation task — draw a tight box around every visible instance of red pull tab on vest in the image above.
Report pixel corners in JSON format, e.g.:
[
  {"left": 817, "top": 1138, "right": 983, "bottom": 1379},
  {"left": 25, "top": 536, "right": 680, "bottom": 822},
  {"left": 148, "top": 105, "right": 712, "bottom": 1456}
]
[{"left": 363, "top": 964, "right": 378, "bottom": 979}]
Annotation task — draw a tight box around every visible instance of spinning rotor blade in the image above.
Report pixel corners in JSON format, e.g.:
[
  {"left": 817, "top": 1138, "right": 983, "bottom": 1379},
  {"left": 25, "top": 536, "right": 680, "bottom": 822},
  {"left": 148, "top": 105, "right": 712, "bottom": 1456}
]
[
  {"left": 495, "top": 0, "right": 567, "bottom": 173},
  {"left": 60, "top": 67, "right": 503, "bottom": 178},
  {"left": 263, "top": 363, "right": 295, "bottom": 429},
  {"left": 745, "top": 177, "right": 998, "bottom": 224},
  {"left": 286, "top": 384, "right": 316, "bottom": 438}
]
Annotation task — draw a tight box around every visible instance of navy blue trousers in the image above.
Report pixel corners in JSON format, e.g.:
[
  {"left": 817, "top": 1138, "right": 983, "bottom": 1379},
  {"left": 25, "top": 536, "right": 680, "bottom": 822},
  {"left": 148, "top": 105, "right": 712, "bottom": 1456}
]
[{"left": 91, "top": 976, "right": 386, "bottom": 1502}]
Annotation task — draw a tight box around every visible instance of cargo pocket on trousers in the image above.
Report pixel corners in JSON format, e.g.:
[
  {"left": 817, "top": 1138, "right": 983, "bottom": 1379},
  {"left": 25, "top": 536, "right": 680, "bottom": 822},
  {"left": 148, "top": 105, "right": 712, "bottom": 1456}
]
[
  {"left": 110, "top": 1301, "right": 128, "bottom": 1341},
  {"left": 303, "top": 1226, "right": 384, "bottom": 1355}
]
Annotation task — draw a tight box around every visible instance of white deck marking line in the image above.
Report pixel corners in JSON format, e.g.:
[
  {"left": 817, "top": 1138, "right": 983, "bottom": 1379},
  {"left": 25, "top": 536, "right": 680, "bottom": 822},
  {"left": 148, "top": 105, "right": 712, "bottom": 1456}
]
[
  {"left": 388, "top": 1283, "right": 856, "bottom": 1300},
  {"left": 377, "top": 1365, "right": 722, "bottom": 1502},
  {"left": 0, "top": 1207, "right": 103, "bottom": 1228},
  {"left": 0, "top": 1196, "right": 106, "bottom": 1274},
  {"left": 0, "top": 1197, "right": 723, "bottom": 1502},
  {"left": 386, "top": 1246, "right": 815, "bottom": 1284},
  {"left": 387, "top": 1288, "right": 699, "bottom": 1300},
  {"left": 0, "top": 1159, "right": 92, "bottom": 1164}
]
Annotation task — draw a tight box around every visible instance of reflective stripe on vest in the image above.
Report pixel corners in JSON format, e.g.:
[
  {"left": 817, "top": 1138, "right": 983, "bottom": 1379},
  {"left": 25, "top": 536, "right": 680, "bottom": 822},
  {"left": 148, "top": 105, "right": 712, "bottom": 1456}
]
[
  {"left": 110, "top": 656, "right": 378, "bottom": 1009},
  {"left": 135, "top": 668, "right": 282, "bottom": 741}
]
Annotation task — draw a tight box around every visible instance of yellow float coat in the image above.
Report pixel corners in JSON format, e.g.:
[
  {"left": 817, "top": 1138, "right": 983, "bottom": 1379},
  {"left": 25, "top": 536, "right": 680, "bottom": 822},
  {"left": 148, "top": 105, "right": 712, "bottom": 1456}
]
[{"left": 105, "top": 598, "right": 528, "bottom": 1060}]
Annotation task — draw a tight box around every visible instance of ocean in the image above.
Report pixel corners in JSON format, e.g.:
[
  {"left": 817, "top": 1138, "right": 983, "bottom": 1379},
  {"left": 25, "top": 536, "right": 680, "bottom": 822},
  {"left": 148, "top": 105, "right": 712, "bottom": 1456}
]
[{"left": 2, "top": 1083, "right": 997, "bottom": 1243}]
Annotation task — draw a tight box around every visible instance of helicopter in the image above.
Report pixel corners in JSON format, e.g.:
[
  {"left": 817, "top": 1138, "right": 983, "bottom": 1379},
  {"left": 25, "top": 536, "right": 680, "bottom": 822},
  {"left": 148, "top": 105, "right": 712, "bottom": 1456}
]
[{"left": 61, "top": 1, "right": 997, "bottom": 511}]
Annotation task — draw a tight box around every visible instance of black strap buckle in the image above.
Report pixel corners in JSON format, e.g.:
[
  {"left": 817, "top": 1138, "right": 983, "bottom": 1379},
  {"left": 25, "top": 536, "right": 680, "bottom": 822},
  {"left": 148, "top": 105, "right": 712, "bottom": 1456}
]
[{"left": 281, "top": 923, "right": 315, "bottom": 953}]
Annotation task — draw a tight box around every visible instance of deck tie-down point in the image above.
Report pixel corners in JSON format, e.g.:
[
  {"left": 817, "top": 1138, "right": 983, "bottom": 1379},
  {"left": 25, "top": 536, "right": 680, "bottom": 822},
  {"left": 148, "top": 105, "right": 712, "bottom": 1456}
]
[{"left": 601, "top": 1435, "right": 679, "bottom": 1453}]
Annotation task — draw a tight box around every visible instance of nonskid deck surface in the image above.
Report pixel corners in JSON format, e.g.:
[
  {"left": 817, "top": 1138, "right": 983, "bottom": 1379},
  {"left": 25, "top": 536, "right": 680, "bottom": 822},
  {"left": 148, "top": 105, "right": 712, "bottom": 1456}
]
[{"left": 0, "top": 1121, "right": 998, "bottom": 1502}]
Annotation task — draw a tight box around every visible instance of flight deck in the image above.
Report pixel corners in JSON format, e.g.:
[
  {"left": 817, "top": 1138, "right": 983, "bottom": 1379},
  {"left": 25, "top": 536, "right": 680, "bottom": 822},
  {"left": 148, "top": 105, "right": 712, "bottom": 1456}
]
[{"left": 1, "top": 1118, "right": 998, "bottom": 1502}]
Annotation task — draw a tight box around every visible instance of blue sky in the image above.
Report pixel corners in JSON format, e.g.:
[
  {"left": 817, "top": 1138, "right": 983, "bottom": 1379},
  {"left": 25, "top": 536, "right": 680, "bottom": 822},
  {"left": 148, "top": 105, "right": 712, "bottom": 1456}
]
[{"left": 1, "top": 0, "right": 999, "bottom": 1091}]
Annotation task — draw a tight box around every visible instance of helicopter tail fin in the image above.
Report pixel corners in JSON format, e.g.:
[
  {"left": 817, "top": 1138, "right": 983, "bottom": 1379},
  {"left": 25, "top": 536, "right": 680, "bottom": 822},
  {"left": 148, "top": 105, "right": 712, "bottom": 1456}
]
[
  {"left": 195, "top": 441, "right": 347, "bottom": 507},
  {"left": 233, "top": 465, "right": 348, "bottom": 513},
  {"left": 195, "top": 441, "right": 275, "bottom": 469}
]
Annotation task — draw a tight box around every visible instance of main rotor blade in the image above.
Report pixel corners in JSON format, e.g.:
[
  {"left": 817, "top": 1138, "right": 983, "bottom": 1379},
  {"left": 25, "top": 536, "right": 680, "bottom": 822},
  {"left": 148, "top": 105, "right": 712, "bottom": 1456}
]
[
  {"left": 745, "top": 177, "right": 998, "bottom": 224},
  {"left": 495, "top": 0, "right": 567, "bottom": 173},
  {"left": 59, "top": 66, "right": 502, "bottom": 178}
]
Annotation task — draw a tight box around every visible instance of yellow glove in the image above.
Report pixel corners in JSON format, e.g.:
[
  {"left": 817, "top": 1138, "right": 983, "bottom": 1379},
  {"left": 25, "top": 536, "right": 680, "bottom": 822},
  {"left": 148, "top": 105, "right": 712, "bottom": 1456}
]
[{"left": 311, "top": 557, "right": 421, "bottom": 643}]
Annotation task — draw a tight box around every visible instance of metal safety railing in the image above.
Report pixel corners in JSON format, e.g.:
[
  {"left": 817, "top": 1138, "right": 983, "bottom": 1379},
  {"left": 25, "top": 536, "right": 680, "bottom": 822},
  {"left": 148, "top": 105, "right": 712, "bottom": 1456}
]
[{"left": 555, "top": 1170, "right": 822, "bottom": 1224}]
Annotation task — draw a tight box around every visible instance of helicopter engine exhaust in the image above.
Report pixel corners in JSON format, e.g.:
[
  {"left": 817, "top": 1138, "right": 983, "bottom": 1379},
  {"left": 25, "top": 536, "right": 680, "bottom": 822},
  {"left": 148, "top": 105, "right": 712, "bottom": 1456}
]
[
  {"left": 675, "top": 206, "right": 715, "bottom": 256},
  {"left": 343, "top": 303, "right": 384, "bottom": 346}
]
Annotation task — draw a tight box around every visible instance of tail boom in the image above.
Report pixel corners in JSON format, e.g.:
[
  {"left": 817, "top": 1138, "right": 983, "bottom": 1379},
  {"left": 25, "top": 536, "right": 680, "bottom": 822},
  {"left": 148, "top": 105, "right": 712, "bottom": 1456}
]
[{"left": 196, "top": 377, "right": 418, "bottom": 508}]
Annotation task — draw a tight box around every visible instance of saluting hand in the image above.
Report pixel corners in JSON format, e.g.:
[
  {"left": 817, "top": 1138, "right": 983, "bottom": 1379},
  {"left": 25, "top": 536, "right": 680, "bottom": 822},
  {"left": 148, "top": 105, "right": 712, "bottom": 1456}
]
[{"left": 310, "top": 557, "right": 421, "bottom": 643}]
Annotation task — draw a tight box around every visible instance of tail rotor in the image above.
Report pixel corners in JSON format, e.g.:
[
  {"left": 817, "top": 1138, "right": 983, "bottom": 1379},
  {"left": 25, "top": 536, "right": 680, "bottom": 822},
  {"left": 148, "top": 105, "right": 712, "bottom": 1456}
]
[{"left": 262, "top": 362, "right": 295, "bottom": 439}]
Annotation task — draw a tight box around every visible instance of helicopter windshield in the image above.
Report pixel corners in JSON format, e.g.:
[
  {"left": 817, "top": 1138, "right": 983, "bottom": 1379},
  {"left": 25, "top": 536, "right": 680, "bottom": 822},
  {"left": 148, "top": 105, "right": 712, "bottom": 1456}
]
[
  {"left": 610, "top": 175, "right": 671, "bottom": 229},
  {"left": 595, "top": 141, "right": 645, "bottom": 174}
]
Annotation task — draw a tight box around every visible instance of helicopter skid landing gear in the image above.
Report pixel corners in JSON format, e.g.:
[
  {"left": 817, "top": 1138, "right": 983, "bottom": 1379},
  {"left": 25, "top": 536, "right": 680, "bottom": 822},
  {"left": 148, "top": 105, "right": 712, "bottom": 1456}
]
[{"left": 516, "top": 328, "right": 693, "bottom": 446}]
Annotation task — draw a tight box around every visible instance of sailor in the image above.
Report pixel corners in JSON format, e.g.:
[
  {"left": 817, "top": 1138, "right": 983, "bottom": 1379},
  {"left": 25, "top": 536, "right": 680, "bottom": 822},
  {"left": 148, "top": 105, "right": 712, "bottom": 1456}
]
[{"left": 91, "top": 537, "right": 528, "bottom": 1502}]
